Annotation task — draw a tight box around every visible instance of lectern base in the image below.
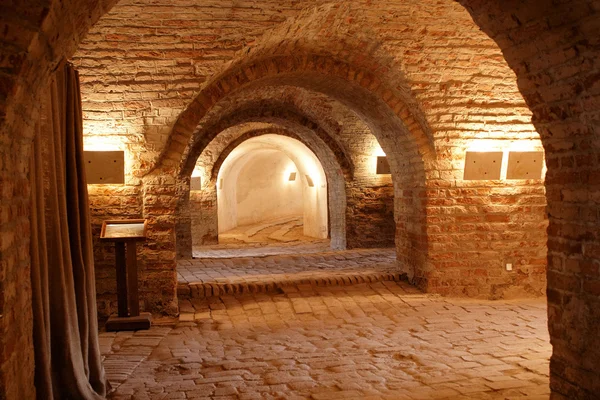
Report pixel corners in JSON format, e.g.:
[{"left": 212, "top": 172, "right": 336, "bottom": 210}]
[{"left": 105, "top": 312, "right": 152, "bottom": 332}]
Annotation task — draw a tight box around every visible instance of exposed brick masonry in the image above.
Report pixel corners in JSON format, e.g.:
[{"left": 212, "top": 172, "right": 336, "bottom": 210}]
[
  {"left": 71, "top": 0, "right": 548, "bottom": 315},
  {"left": 459, "top": 1, "right": 600, "bottom": 397},
  {"left": 3, "top": 0, "right": 597, "bottom": 398}
]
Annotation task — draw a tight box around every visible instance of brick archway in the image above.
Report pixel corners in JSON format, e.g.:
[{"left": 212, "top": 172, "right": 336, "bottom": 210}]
[
  {"left": 156, "top": 55, "right": 433, "bottom": 178},
  {"left": 211, "top": 128, "right": 350, "bottom": 182},
  {"left": 179, "top": 101, "right": 355, "bottom": 179},
  {"left": 174, "top": 121, "right": 350, "bottom": 258},
  {"left": 150, "top": 60, "right": 433, "bottom": 306}
]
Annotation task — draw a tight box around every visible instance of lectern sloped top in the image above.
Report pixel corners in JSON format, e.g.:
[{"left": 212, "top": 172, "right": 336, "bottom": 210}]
[
  {"left": 100, "top": 219, "right": 147, "bottom": 242},
  {"left": 100, "top": 218, "right": 151, "bottom": 330}
]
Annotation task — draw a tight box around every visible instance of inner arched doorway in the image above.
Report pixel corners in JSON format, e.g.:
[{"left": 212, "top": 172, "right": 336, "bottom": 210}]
[{"left": 214, "top": 135, "right": 329, "bottom": 247}]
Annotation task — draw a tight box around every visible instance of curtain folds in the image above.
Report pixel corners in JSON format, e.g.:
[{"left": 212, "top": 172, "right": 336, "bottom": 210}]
[{"left": 30, "top": 62, "right": 107, "bottom": 400}]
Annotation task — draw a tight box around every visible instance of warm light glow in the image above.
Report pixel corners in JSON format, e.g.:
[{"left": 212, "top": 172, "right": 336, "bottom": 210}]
[
  {"left": 83, "top": 136, "right": 124, "bottom": 151},
  {"left": 507, "top": 140, "right": 541, "bottom": 152},
  {"left": 464, "top": 140, "right": 545, "bottom": 181},
  {"left": 369, "top": 140, "right": 389, "bottom": 176},
  {"left": 283, "top": 161, "right": 299, "bottom": 183},
  {"left": 215, "top": 134, "right": 328, "bottom": 238},
  {"left": 371, "top": 141, "right": 386, "bottom": 157},
  {"left": 303, "top": 160, "right": 322, "bottom": 187},
  {"left": 466, "top": 139, "right": 541, "bottom": 153},
  {"left": 466, "top": 140, "right": 502, "bottom": 152},
  {"left": 191, "top": 167, "right": 204, "bottom": 178}
]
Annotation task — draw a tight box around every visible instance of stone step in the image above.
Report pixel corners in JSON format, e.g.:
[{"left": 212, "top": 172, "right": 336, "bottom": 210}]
[{"left": 177, "top": 271, "right": 408, "bottom": 300}]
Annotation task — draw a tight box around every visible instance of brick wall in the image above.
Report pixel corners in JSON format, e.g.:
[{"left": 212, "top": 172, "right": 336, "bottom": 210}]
[
  {"left": 459, "top": 0, "right": 600, "bottom": 397},
  {"left": 422, "top": 157, "right": 548, "bottom": 298}
]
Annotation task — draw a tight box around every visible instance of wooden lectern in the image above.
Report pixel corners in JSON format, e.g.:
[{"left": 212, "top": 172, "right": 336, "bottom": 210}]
[{"left": 100, "top": 219, "right": 152, "bottom": 331}]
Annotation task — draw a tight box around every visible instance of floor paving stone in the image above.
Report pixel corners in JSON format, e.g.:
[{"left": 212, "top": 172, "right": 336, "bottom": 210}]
[
  {"left": 102, "top": 281, "right": 550, "bottom": 399},
  {"left": 178, "top": 248, "right": 404, "bottom": 299},
  {"left": 195, "top": 218, "right": 330, "bottom": 259}
]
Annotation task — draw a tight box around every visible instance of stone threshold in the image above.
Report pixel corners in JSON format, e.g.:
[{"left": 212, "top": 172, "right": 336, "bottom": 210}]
[{"left": 177, "top": 270, "right": 408, "bottom": 299}]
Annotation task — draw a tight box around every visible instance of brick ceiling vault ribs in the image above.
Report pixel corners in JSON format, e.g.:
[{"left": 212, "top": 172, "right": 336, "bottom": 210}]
[
  {"left": 208, "top": 126, "right": 349, "bottom": 184},
  {"left": 147, "top": 3, "right": 440, "bottom": 180},
  {"left": 181, "top": 100, "right": 355, "bottom": 180}
]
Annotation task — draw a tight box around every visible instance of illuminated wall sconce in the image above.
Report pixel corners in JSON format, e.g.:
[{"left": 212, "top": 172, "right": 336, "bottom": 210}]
[
  {"left": 506, "top": 151, "right": 544, "bottom": 179},
  {"left": 190, "top": 176, "right": 202, "bottom": 190},
  {"left": 376, "top": 156, "right": 391, "bottom": 174},
  {"left": 305, "top": 175, "right": 315, "bottom": 187},
  {"left": 219, "top": 178, "right": 224, "bottom": 189},
  {"left": 84, "top": 151, "right": 125, "bottom": 184},
  {"left": 288, "top": 172, "right": 297, "bottom": 181},
  {"left": 463, "top": 151, "right": 503, "bottom": 180}
]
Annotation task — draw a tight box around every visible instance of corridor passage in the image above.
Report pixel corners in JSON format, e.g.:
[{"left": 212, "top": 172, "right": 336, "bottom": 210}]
[{"left": 101, "top": 281, "right": 550, "bottom": 400}]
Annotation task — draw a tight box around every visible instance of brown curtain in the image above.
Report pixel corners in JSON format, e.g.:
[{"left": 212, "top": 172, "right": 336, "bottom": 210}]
[{"left": 30, "top": 62, "right": 107, "bottom": 399}]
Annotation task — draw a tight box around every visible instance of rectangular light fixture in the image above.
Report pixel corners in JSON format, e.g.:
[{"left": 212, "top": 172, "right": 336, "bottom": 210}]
[
  {"left": 219, "top": 178, "right": 224, "bottom": 189},
  {"left": 506, "top": 151, "right": 544, "bottom": 179},
  {"left": 84, "top": 150, "right": 125, "bottom": 184},
  {"left": 288, "top": 172, "right": 297, "bottom": 181},
  {"left": 305, "top": 175, "right": 314, "bottom": 187},
  {"left": 376, "top": 156, "right": 391, "bottom": 174},
  {"left": 463, "top": 151, "right": 503, "bottom": 180},
  {"left": 190, "top": 176, "right": 202, "bottom": 190}
]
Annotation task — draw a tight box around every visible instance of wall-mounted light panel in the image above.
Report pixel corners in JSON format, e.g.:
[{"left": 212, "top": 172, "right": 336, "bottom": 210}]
[
  {"left": 376, "top": 156, "right": 391, "bottom": 174},
  {"left": 506, "top": 151, "right": 544, "bottom": 179},
  {"left": 288, "top": 172, "right": 297, "bottom": 181},
  {"left": 190, "top": 176, "right": 202, "bottom": 190},
  {"left": 84, "top": 151, "right": 125, "bottom": 184},
  {"left": 463, "top": 151, "right": 503, "bottom": 180},
  {"left": 305, "top": 175, "right": 314, "bottom": 187}
]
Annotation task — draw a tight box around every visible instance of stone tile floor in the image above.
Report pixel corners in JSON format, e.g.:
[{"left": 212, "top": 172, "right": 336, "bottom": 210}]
[
  {"left": 179, "top": 248, "right": 397, "bottom": 285},
  {"left": 218, "top": 216, "right": 312, "bottom": 245},
  {"left": 197, "top": 217, "right": 330, "bottom": 259},
  {"left": 178, "top": 248, "right": 404, "bottom": 299},
  {"left": 101, "top": 281, "right": 550, "bottom": 400}
]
